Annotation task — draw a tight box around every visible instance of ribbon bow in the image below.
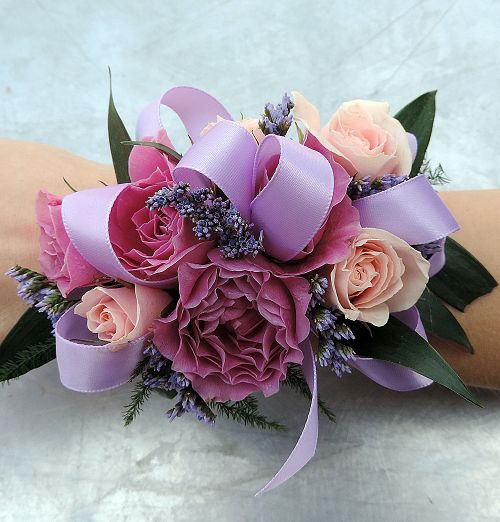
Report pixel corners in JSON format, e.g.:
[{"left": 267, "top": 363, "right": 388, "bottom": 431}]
[{"left": 55, "top": 86, "right": 459, "bottom": 496}]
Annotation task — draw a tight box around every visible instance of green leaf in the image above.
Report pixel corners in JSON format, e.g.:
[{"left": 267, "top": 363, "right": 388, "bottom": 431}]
[
  {"left": 122, "top": 381, "right": 152, "bottom": 427},
  {"left": 353, "top": 316, "right": 480, "bottom": 406},
  {"left": 0, "top": 339, "right": 55, "bottom": 383},
  {"left": 0, "top": 308, "right": 55, "bottom": 381},
  {"left": 294, "top": 122, "right": 305, "bottom": 144},
  {"left": 208, "top": 396, "right": 286, "bottom": 431},
  {"left": 121, "top": 140, "right": 182, "bottom": 162},
  {"left": 108, "top": 68, "right": 131, "bottom": 184},
  {"left": 416, "top": 287, "right": 473, "bottom": 353},
  {"left": 395, "top": 91, "right": 436, "bottom": 177},
  {"left": 428, "top": 238, "right": 497, "bottom": 311}
]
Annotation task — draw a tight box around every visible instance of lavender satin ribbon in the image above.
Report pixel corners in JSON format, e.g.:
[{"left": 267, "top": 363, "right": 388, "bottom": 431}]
[
  {"left": 61, "top": 184, "right": 169, "bottom": 287},
  {"left": 55, "top": 307, "right": 146, "bottom": 392},
  {"left": 353, "top": 174, "right": 459, "bottom": 247},
  {"left": 257, "top": 338, "right": 318, "bottom": 495},
  {"left": 135, "top": 86, "right": 233, "bottom": 145},
  {"left": 351, "top": 306, "right": 433, "bottom": 391},
  {"left": 55, "top": 86, "right": 449, "bottom": 495},
  {"left": 173, "top": 123, "right": 334, "bottom": 260}
]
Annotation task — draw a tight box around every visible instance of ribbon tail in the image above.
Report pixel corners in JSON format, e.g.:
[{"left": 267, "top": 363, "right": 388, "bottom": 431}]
[
  {"left": 256, "top": 338, "right": 318, "bottom": 495},
  {"left": 350, "top": 306, "right": 433, "bottom": 391}
]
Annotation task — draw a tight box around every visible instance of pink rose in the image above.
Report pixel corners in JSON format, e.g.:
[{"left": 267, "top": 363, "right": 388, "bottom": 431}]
[
  {"left": 292, "top": 92, "right": 413, "bottom": 179},
  {"left": 325, "top": 228, "right": 430, "bottom": 327},
  {"left": 36, "top": 190, "right": 102, "bottom": 297},
  {"left": 152, "top": 250, "right": 311, "bottom": 401},
  {"left": 75, "top": 284, "right": 172, "bottom": 344},
  {"left": 109, "top": 169, "right": 212, "bottom": 288},
  {"left": 128, "top": 129, "right": 178, "bottom": 183}
]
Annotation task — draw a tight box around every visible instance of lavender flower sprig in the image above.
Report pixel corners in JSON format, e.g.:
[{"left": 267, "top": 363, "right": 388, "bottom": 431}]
[
  {"left": 347, "top": 174, "right": 408, "bottom": 200},
  {"left": 307, "top": 275, "right": 356, "bottom": 377},
  {"left": 259, "top": 93, "right": 294, "bottom": 137},
  {"left": 6, "top": 265, "right": 71, "bottom": 324},
  {"left": 146, "top": 182, "right": 264, "bottom": 259},
  {"left": 141, "top": 344, "right": 215, "bottom": 424}
]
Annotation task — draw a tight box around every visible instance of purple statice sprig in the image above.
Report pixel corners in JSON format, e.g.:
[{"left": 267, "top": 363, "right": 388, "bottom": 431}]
[
  {"left": 347, "top": 174, "right": 409, "bottom": 200},
  {"left": 124, "top": 343, "right": 215, "bottom": 426},
  {"left": 413, "top": 239, "right": 443, "bottom": 260},
  {"left": 146, "top": 182, "right": 264, "bottom": 259},
  {"left": 6, "top": 265, "right": 72, "bottom": 324},
  {"left": 307, "top": 274, "right": 356, "bottom": 377},
  {"left": 124, "top": 344, "right": 286, "bottom": 430},
  {"left": 259, "top": 93, "right": 294, "bottom": 137}
]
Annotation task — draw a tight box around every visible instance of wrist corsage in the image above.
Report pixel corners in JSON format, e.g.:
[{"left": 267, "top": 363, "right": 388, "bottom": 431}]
[{"left": 2, "top": 77, "right": 496, "bottom": 495}]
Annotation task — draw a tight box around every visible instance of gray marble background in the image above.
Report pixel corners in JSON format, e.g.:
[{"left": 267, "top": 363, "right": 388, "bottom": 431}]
[{"left": 1, "top": 1, "right": 500, "bottom": 521}]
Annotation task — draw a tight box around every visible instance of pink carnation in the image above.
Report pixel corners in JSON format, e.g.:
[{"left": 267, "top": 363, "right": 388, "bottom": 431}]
[
  {"left": 109, "top": 169, "right": 212, "bottom": 288},
  {"left": 152, "top": 250, "right": 311, "bottom": 402},
  {"left": 36, "top": 190, "right": 102, "bottom": 297}
]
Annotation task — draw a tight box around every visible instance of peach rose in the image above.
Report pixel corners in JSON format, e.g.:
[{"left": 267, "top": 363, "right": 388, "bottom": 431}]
[
  {"left": 292, "top": 92, "right": 413, "bottom": 180},
  {"left": 201, "top": 116, "right": 265, "bottom": 143},
  {"left": 325, "top": 228, "right": 430, "bottom": 327},
  {"left": 75, "top": 285, "right": 172, "bottom": 344}
]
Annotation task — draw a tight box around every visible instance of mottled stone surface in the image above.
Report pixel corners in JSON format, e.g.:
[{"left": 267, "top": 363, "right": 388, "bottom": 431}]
[{"left": 1, "top": 1, "right": 500, "bottom": 520}]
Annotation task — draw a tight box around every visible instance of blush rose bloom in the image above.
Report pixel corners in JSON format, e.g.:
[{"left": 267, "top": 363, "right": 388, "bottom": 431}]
[
  {"left": 292, "top": 91, "right": 413, "bottom": 180},
  {"left": 109, "top": 169, "right": 212, "bottom": 288},
  {"left": 152, "top": 250, "right": 311, "bottom": 402},
  {"left": 36, "top": 190, "right": 102, "bottom": 297},
  {"left": 325, "top": 228, "right": 430, "bottom": 327},
  {"left": 75, "top": 285, "right": 171, "bottom": 344}
]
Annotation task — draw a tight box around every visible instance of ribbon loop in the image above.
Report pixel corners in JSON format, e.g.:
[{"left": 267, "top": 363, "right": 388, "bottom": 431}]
[
  {"left": 62, "top": 184, "right": 170, "bottom": 288},
  {"left": 173, "top": 120, "right": 257, "bottom": 220},
  {"left": 353, "top": 175, "right": 459, "bottom": 245},
  {"left": 135, "top": 86, "right": 233, "bottom": 144},
  {"left": 251, "top": 135, "right": 335, "bottom": 261},
  {"left": 56, "top": 308, "right": 147, "bottom": 393}
]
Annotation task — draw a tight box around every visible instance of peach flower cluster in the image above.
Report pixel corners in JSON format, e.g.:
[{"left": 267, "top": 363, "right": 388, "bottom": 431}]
[
  {"left": 325, "top": 228, "right": 430, "bottom": 326},
  {"left": 292, "top": 92, "right": 413, "bottom": 180}
]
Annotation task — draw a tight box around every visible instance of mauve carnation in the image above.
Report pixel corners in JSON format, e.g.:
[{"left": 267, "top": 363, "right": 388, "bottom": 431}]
[
  {"left": 152, "top": 250, "right": 311, "bottom": 402},
  {"left": 36, "top": 190, "right": 102, "bottom": 297},
  {"left": 109, "top": 169, "right": 212, "bottom": 288}
]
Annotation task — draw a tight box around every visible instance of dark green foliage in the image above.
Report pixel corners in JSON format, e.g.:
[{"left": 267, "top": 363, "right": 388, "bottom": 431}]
[
  {"left": 395, "top": 91, "right": 436, "bottom": 177},
  {"left": 419, "top": 159, "right": 450, "bottom": 185},
  {"left": 0, "top": 338, "right": 56, "bottom": 383},
  {"left": 122, "top": 381, "right": 152, "bottom": 427},
  {"left": 417, "top": 287, "right": 473, "bottom": 353},
  {"left": 0, "top": 308, "right": 54, "bottom": 379},
  {"left": 352, "top": 316, "right": 480, "bottom": 406},
  {"left": 108, "top": 68, "right": 131, "bottom": 184},
  {"left": 428, "top": 238, "right": 497, "bottom": 312},
  {"left": 208, "top": 395, "right": 286, "bottom": 431},
  {"left": 284, "top": 363, "right": 336, "bottom": 422}
]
